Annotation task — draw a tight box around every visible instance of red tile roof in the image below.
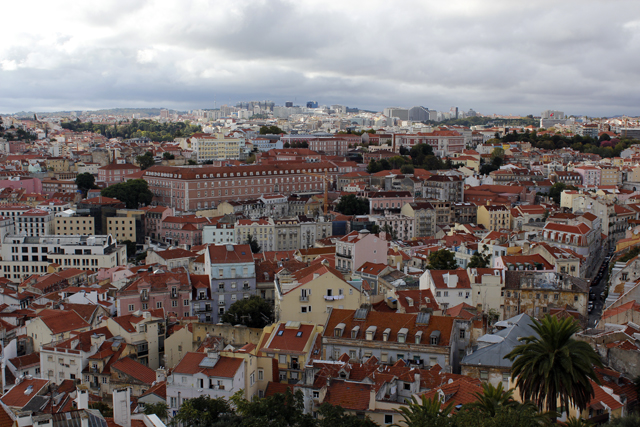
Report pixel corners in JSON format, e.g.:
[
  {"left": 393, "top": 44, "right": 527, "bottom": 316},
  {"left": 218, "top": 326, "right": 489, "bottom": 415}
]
[
  {"left": 261, "top": 323, "right": 316, "bottom": 354},
  {"left": 38, "top": 309, "right": 90, "bottom": 334},
  {"left": 419, "top": 378, "right": 483, "bottom": 408},
  {"left": 173, "top": 352, "right": 243, "bottom": 378},
  {"left": 111, "top": 357, "right": 156, "bottom": 384},
  {"left": 323, "top": 380, "right": 372, "bottom": 411},
  {"left": 1, "top": 378, "right": 49, "bottom": 408}
]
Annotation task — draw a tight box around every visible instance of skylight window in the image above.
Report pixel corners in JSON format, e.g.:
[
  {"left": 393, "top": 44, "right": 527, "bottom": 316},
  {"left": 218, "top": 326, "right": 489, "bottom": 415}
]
[
  {"left": 296, "top": 331, "right": 303, "bottom": 337},
  {"left": 277, "top": 330, "right": 284, "bottom": 336}
]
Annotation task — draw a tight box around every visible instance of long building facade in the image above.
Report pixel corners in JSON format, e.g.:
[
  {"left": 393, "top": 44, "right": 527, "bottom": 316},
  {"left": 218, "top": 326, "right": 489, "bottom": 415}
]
[{"left": 144, "top": 163, "right": 339, "bottom": 212}]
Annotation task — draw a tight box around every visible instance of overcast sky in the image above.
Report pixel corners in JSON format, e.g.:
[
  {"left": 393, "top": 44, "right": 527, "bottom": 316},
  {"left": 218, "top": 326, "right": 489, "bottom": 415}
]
[{"left": 2, "top": 0, "right": 640, "bottom": 116}]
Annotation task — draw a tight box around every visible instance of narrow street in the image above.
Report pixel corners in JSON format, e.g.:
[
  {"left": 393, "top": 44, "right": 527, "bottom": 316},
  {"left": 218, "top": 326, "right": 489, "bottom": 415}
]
[{"left": 588, "top": 250, "right": 613, "bottom": 328}]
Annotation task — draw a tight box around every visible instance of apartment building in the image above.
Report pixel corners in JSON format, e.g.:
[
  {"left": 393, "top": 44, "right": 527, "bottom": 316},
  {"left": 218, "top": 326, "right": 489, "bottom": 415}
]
[
  {"left": 422, "top": 175, "right": 465, "bottom": 202},
  {"left": 275, "top": 264, "right": 365, "bottom": 324},
  {"left": 477, "top": 205, "right": 511, "bottom": 232},
  {"left": 368, "top": 214, "right": 415, "bottom": 241},
  {"left": 420, "top": 269, "right": 472, "bottom": 311},
  {"left": 189, "top": 132, "right": 246, "bottom": 162},
  {"left": 54, "top": 215, "right": 95, "bottom": 236},
  {"left": 144, "top": 162, "right": 338, "bottom": 212},
  {"left": 393, "top": 131, "right": 464, "bottom": 157},
  {"left": 102, "top": 309, "right": 166, "bottom": 369},
  {"left": 369, "top": 191, "right": 414, "bottom": 214},
  {"left": 401, "top": 202, "right": 436, "bottom": 238},
  {"left": 573, "top": 165, "right": 601, "bottom": 186},
  {"left": 204, "top": 244, "right": 257, "bottom": 323},
  {"left": 15, "top": 209, "right": 54, "bottom": 236},
  {"left": 322, "top": 308, "right": 470, "bottom": 373},
  {"left": 0, "top": 234, "right": 126, "bottom": 282},
  {"left": 117, "top": 270, "right": 192, "bottom": 317},
  {"left": 97, "top": 163, "right": 141, "bottom": 184},
  {"left": 335, "top": 229, "right": 388, "bottom": 273}
]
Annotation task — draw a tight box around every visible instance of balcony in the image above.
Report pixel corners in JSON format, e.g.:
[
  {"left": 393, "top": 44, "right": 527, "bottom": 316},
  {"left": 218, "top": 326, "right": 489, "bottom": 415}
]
[
  {"left": 218, "top": 301, "right": 226, "bottom": 306},
  {"left": 299, "top": 295, "right": 309, "bottom": 302},
  {"left": 140, "top": 294, "right": 149, "bottom": 302}
]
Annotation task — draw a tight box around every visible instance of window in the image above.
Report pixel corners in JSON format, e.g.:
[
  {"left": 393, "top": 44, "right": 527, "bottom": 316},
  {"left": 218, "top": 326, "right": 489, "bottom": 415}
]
[
  {"left": 183, "top": 299, "right": 189, "bottom": 306},
  {"left": 258, "top": 369, "right": 264, "bottom": 381},
  {"left": 403, "top": 383, "right": 411, "bottom": 390},
  {"left": 443, "top": 291, "right": 448, "bottom": 297},
  {"left": 128, "top": 304, "right": 134, "bottom": 312},
  {"left": 459, "top": 330, "right": 465, "bottom": 339},
  {"left": 313, "top": 391, "right": 319, "bottom": 399},
  {"left": 279, "top": 355, "right": 287, "bottom": 364},
  {"left": 102, "top": 376, "right": 108, "bottom": 384},
  {"left": 384, "top": 414, "right": 393, "bottom": 424},
  {"left": 502, "top": 373, "right": 510, "bottom": 383},
  {"left": 172, "top": 300, "right": 178, "bottom": 307},
  {"left": 156, "top": 302, "right": 162, "bottom": 308}
]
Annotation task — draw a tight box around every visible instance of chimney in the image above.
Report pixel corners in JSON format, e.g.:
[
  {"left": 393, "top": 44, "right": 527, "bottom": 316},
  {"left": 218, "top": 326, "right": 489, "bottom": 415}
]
[
  {"left": 113, "top": 388, "right": 131, "bottom": 427},
  {"left": 90, "top": 334, "right": 105, "bottom": 350},
  {"left": 368, "top": 386, "right": 376, "bottom": 411},
  {"left": 156, "top": 368, "right": 166, "bottom": 383},
  {"left": 76, "top": 388, "right": 89, "bottom": 410}
]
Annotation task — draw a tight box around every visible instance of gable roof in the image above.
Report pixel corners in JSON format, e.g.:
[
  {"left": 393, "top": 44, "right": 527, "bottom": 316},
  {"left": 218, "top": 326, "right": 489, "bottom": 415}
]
[
  {"left": 111, "top": 357, "right": 156, "bottom": 384},
  {"left": 172, "top": 352, "right": 243, "bottom": 378}
]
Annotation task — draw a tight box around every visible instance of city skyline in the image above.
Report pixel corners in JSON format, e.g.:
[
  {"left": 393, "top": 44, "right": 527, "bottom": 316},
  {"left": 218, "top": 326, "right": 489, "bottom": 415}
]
[{"left": 2, "top": 1, "right": 640, "bottom": 116}]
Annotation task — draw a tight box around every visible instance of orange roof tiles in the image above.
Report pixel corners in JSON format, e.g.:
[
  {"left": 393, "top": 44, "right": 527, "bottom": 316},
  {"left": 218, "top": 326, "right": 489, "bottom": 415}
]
[
  {"left": 111, "top": 357, "right": 156, "bottom": 384},
  {"left": 1, "top": 378, "right": 49, "bottom": 408},
  {"left": 323, "top": 380, "right": 372, "bottom": 411},
  {"left": 173, "top": 352, "right": 243, "bottom": 378},
  {"left": 261, "top": 323, "right": 316, "bottom": 354}
]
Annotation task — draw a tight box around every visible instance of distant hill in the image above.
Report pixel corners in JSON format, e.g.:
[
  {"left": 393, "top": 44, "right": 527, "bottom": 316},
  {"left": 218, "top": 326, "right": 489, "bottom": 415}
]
[{"left": 11, "top": 108, "right": 188, "bottom": 118}]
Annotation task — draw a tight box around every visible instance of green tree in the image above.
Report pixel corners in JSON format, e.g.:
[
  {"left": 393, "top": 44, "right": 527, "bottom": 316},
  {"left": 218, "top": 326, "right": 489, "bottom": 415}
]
[
  {"left": 136, "top": 151, "right": 155, "bottom": 169},
  {"left": 427, "top": 249, "right": 458, "bottom": 270},
  {"left": 367, "top": 159, "right": 383, "bottom": 173},
  {"left": 231, "top": 388, "right": 315, "bottom": 427},
  {"left": 122, "top": 240, "right": 137, "bottom": 258},
  {"left": 468, "top": 251, "right": 491, "bottom": 268},
  {"left": 89, "top": 401, "right": 113, "bottom": 418},
  {"left": 400, "top": 164, "right": 415, "bottom": 174},
  {"left": 101, "top": 179, "right": 153, "bottom": 209},
  {"left": 605, "top": 413, "right": 640, "bottom": 426},
  {"left": 188, "top": 159, "right": 197, "bottom": 165},
  {"left": 505, "top": 315, "right": 603, "bottom": 420},
  {"left": 75, "top": 172, "right": 96, "bottom": 195},
  {"left": 316, "top": 403, "right": 378, "bottom": 427},
  {"left": 259, "top": 125, "right": 285, "bottom": 135},
  {"left": 172, "top": 395, "right": 232, "bottom": 427},
  {"left": 381, "top": 223, "right": 397, "bottom": 240},
  {"left": 335, "top": 194, "right": 370, "bottom": 215},
  {"left": 393, "top": 394, "right": 454, "bottom": 427},
  {"left": 548, "top": 182, "right": 567, "bottom": 204},
  {"left": 143, "top": 402, "right": 168, "bottom": 421},
  {"left": 246, "top": 233, "right": 261, "bottom": 254},
  {"left": 221, "top": 295, "right": 273, "bottom": 328},
  {"left": 162, "top": 152, "right": 175, "bottom": 160},
  {"left": 565, "top": 416, "right": 592, "bottom": 427}
]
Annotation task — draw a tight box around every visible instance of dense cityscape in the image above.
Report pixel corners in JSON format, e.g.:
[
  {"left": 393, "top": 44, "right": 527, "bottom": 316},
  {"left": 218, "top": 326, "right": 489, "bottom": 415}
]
[{"left": 0, "top": 102, "right": 638, "bottom": 426}]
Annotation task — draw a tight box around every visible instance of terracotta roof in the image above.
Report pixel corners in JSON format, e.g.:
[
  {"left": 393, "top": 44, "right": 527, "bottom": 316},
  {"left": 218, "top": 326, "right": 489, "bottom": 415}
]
[
  {"left": 38, "top": 309, "right": 90, "bottom": 334},
  {"left": 264, "top": 381, "right": 295, "bottom": 398},
  {"left": 261, "top": 323, "right": 316, "bottom": 354},
  {"left": 427, "top": 270, "right": 471, "bottom": 289},
  {"left": 323, "top": 379, "right": 372, "bottom": 411},
  {"left": 111, "top": 357, "right": 156, "bottom": 384},
  {"left": 324, "top": 309, "right": 455, "bottom": 347},
  {"left": 140, "top": 381, "right": 166, "bottom": 400},
  {"left": 8, "top": 352, "right": 40, "bottom": 369},
  {"left": 208, "top": 244, "right": 254, "bottom": 264},
  {"left": 1, "top": 378, "right": 49, "bottom": 408},
  {"left": 419, "top": 378, "right": 483, "bottom": 408},
  {"left": 172, "top": 352, "right": 243, "bottom": 378}
]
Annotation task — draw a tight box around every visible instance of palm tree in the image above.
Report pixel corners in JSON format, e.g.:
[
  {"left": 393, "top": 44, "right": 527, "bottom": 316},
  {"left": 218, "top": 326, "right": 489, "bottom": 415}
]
[
  {"left": 505, "top": 315, "right": 603, "bottom": 420},
  {"left": 565, "top": 416, "right": 592, "bottom": 427},
  {"left": 393, "top": 394, "right": 453, "bottom": 427},
  {"left": 464, "top": 382, "right": 553, "bottom": 424}
]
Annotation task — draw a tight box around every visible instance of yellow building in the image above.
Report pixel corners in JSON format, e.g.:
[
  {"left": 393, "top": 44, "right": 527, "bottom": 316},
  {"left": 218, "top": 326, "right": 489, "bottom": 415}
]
[
  {"left": 108, "top": 217, "right": 136, "bottom": 242},
  {"left": 275, "top": 264, "right": 364, "bottom": 325},
  {"left": 27, "top": 309, "right": 91, "bottom": 351},
  {"left": 257, "top": 321, "right": 324, "bottom": 384},
  {"left": 46, "top": 157, "right": 70, "bottom": 172},
  {"left": 600, "top": 167, "right": 622, "bottom": 186},
  {"left": 476, "top": 204, "right": 511, "bottom": 232},
  {"left": 54, "top": 216, "right": 95, "bottom": 235}
]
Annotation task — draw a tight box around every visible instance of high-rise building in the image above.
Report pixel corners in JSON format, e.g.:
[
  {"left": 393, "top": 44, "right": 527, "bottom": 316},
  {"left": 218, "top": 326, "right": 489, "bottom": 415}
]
[
  {"left": 306, "top": 101, "right": 318, "bottom": 108},
  {"left": 408, "top": 106, "right": 429, "bottom": 122},
  {"left": 449, "top": 107, "right": 459, "bottom": 119},
  {"left": 383, "top": 107, "right": 409, "bottom": 121},
  {"left": 285, "top": 101, "right": 294, "bottom": 107}
]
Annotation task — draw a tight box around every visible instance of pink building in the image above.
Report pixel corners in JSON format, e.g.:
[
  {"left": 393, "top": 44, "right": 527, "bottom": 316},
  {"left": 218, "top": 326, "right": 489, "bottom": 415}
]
[
  {"left": 160, "top": 215, "right": 211, "bottom": 249},
  {"left": 572, "top": 166, "right": 601, "bottom": 187},
  {"left": 368, "top": 191, "right": 414, "bottom": 214},
  {"left": 393, "top": 131, "right": 465, "bottom": 156},
  {"left": 98, "top": 163, "right": 141, "bottom": 185},
  {"left": 117, "top": 270, "right": 191, "bottom": 317},
  {"left": 0, "top": 176, "right": 42, "bottom": 194},
  {"left": 335, "top": 229, "right": 388, "bottom": 273},
  {"left": 141, "top": 206, "right": 174, "bottom": 242}
]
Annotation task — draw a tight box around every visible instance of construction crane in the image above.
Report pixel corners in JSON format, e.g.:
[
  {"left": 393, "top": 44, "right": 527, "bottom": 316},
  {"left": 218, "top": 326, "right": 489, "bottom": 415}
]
[{"left": 303, "top": 170, "right": 331, "bottom": 217}]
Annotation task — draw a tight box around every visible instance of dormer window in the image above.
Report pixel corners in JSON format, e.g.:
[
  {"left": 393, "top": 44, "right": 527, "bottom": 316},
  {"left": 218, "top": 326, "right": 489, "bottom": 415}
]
[
  {"left": 430, "top": 330, "right": 441, "bottom": 345},
  {"left": 366, "top": 326, "right": 377, "bottom": 340},
  {"left": 383, "top": 328, "right": 391, "bottom": 342},
  {"left": 415, "top": 331, "right": 423, "bottom": 344},
  {"left": 351, "top": 326, "right": 360, "bottom": 339},
  {"left": 398, "top": 328, "right": 408, "bottom": 343},
  {"left": 334, "top": 323, "right": 346, "bottom": 337}
]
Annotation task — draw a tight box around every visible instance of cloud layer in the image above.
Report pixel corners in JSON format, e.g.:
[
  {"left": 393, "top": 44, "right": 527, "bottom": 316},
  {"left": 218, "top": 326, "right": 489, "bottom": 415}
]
[{"left": 2, "top": 0, "right": 640, "bottom": 116}]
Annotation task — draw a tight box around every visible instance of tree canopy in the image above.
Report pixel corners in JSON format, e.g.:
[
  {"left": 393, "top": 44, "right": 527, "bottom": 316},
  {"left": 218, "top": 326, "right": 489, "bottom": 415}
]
[
  {"left": 136, "top": 151, "right": 155, "bottom": 170},
  {"left": 505, "top": 314, "right": 603, "bottom": 419},
  {"left": 75, "top": 172, "right": 96, "bottom": 195},
  {"left": 246, "top": 233, "right": 261, "bottom": 254},
  {"left": 548, "top": 182, "right": 568, "bottom": 204},
  {"left": 335, "top": 194, "right": 370, "bottom": 215},
  {"left": 221, "top": 295, "right": 273, "bottom": 328},
  {"left": 61, "top": 118, "right": 201, "bottom": 141},
  {"left": 259, "top": 125, "right": 285, "bottom": 135},
  {"left": 100, "top": 179, "right": 153, "bottom": 209},
  {"left": 427, "top": 249, "right": 458, "bottom": 270}
]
